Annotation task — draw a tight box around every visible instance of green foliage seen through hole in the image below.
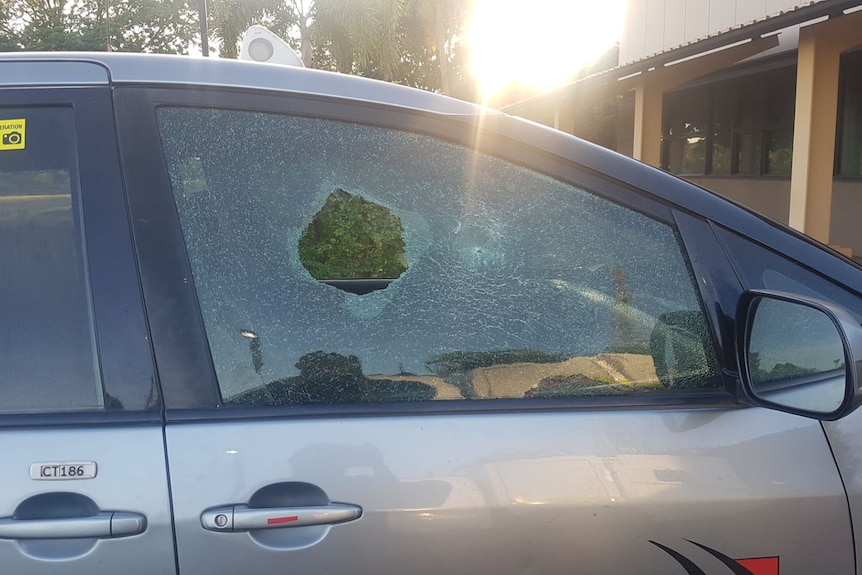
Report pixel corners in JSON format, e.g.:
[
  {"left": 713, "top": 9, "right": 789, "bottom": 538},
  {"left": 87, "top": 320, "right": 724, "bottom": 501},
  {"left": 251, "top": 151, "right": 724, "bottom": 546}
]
[{"left": 298, "top": 188, "right": 408, "bottom": 280}]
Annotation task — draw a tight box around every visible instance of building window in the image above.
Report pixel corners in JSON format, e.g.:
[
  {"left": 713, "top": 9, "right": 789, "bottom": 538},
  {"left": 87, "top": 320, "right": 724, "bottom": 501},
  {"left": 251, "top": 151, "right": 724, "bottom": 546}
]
[
  {"left": 838, "top": 50, "right": 862, "bottom": 178},
  {"left": 663, "top": 87, "right": 709, "bottom": 175},
  {"left": 662, "top": 67, "right": 796, "bottom": 177}
]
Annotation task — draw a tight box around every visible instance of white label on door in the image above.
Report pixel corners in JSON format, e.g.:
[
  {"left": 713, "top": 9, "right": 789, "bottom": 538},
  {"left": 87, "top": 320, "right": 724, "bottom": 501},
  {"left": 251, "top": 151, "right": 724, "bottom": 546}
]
[{"left": 29, "top": 461, "right": 97, "bottom": 480}]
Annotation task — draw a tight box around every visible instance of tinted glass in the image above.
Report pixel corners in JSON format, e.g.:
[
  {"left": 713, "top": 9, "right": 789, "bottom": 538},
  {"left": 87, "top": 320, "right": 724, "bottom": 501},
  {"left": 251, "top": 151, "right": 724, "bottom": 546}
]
[
  {"left": 0, "top": 107, "right": 102, "bottom": 412},
  {"left": 158, "top": 108, "right": 719, "bottom": 405},
  {"left": 838, "top": 51, "right": 862, "bottom": 177},
  {"left": 717, "top": 226, "right": 862, "bottom": 323}
]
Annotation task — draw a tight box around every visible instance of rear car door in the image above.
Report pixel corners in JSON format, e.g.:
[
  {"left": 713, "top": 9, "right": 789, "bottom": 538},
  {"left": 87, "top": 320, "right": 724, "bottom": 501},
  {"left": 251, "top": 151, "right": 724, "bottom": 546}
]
[
  {"left": 0, "top": 70, "right": 175, "bottom": 573},
  {"left": 116, "top": 84, "right": 854, "bottom": 574}
]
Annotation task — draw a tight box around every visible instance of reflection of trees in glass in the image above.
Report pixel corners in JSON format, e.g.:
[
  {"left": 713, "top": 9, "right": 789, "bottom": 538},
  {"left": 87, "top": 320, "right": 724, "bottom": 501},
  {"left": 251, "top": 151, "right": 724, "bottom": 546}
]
[
  {"left": 524, "top": 374, "right": 627, "bottom": 398},
  {"left": 425, "top": 349, "right": 565, "bottom": 377},
  {"left": 682, "top": 137, "right": 707, "bottom": 174},
  {"left": 749, "top": 352, "right": 819, "bottom": 383},
  {"left": 711, "top": 143, "right": 731, "bottom": 175},
  {"left": 298, "top": 189, "right": 408, "bottom": 280},
  {"left": 0, "top": 170, "right": 69, "bottom": 196},
  {"left": 766, "top": 145, "right": 793, "bottom": 176},
  {"left": 425, "top": 349, "right": 565, "bottom": 398},
  {"left": 231, "top": 351, "right": 436, "bottom": 405}
]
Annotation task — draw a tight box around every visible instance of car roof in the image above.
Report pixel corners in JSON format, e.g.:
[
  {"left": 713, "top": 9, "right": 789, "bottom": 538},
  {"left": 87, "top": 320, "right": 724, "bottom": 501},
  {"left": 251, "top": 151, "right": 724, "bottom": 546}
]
[{"left": 0, "top": 51, "right": 490, "bottom": 116}]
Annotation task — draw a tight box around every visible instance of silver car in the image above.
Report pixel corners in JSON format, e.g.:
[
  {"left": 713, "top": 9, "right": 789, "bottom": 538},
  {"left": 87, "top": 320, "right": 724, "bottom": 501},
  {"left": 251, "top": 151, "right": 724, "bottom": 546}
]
[{"left": 2, "top": 52, "right": 862, "bottom": 575}]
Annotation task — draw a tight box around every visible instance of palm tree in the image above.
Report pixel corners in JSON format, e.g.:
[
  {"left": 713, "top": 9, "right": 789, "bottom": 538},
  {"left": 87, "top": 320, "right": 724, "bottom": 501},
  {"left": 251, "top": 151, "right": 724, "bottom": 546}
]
[
  {"left": 286, "top": 0, "right": 313, "bottom": 66},
  {"left": 406, "top": 0, "right": 469, "bottom": 95},
  {"left": 312, "top": 0, "right": 404, "bottom": 80}
]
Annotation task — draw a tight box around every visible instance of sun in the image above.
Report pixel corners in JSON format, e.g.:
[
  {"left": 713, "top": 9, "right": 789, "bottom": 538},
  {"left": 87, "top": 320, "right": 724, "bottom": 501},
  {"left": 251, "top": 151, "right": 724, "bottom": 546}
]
[{"left": 467, "top": 0, "right": 625, "bottom": 100}]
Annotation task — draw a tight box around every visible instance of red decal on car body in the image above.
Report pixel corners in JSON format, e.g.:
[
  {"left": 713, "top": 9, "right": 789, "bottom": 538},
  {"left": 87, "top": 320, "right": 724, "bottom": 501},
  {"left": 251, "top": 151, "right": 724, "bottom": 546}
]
[
  {"left": 267, "top": 515, "right": 299, "bottom": 525},
  {"left": 651, "top": 540, "right": 780, "bottom": 575},
  {"left": 735, "top": 557, "right": 779, "bottom": 575}
]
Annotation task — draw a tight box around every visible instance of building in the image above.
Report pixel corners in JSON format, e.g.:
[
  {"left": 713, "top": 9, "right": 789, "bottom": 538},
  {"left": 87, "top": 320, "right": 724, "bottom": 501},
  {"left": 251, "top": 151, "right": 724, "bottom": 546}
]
[{"left": 506, "top": 0, "right": 862, "bottom": 257}]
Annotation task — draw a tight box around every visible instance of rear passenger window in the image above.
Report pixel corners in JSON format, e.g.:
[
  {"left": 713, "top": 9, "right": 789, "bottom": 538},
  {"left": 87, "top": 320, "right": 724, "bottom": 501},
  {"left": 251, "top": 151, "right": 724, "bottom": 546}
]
[
  {"left": 157, "top": 108, "right": 720, "bottom": 405},
  {"left": 0, "top": 108, "right": 102, "bottom": 412}
]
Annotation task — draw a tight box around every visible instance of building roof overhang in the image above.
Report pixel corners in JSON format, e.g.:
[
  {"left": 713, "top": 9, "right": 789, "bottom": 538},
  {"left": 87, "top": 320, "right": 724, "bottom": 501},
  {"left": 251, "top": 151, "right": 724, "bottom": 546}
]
[{"left": 504, "top": 0, "right": 862, "bottom": 114}]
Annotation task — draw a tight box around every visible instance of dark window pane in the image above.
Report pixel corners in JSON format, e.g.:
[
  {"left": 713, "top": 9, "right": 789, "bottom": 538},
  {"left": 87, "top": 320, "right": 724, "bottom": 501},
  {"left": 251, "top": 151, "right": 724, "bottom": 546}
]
[
  {"left": 766, "top": 69, "right": 796, "bottom": 126},
  {"left": 667, "top": 137, "right": 707, "bottom": 175},
  {"left": 765, "top": 130, "right": 793, "bottom": 176},
  {"left": 158, "top": 108, "right": 720, "bottom": 405},
  {"left": 665, "top": 88, "right": 710, "bottom": 137},
  {"left": 735, "top": 132, "right": 762, "bottom": 175},
  {"left": 838, "top": 51, "right": 862, "bottom": 177},
  {"left": 736, "top": 80, "right": 765, "bottom": 129},
  {"left": 711, "top": 89, "right": 733, "bottom": 175},
  {"left": 0, "top": 108, "right": 102, "bottom": 413}
]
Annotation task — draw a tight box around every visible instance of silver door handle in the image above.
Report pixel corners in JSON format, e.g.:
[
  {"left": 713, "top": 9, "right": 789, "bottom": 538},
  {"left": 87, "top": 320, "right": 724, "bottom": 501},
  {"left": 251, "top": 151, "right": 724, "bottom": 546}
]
[
  {"left": 0, "top": 511, "right": 147, "bottom": 539},
  {"left": 201, "top": 503, "right": 362, "bottom": 532}
]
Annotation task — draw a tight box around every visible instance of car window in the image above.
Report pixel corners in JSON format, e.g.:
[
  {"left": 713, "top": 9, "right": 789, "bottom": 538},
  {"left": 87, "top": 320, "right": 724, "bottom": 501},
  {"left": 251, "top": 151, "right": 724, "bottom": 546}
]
[
  {"left": 716, "top": 226, "right": 862, "bottom": 322},
  {"left": 0, "top": 107, "right": 103, "bottom": 413},
  {"left": 157, "top": 107, "right": 720, "bottom": 405}
]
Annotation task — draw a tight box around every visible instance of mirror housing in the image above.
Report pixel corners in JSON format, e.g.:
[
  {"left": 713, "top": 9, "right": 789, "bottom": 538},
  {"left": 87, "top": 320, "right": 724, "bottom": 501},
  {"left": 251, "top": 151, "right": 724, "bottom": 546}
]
[{"left": 737, "top": 290, "right": 862, "bottom": 420}]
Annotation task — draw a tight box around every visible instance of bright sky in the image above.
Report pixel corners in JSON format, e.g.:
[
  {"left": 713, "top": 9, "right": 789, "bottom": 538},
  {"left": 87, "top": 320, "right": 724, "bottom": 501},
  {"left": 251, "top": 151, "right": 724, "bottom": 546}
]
[{"left": 468, "top": 0, "right": 626, "bottom": 98}]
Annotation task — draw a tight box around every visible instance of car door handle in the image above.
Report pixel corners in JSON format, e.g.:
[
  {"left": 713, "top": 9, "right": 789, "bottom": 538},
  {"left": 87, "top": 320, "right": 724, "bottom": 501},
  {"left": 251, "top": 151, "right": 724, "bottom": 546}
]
[
  {"left": 0, "top": 511, "right": 147, "bottom": 539},
  {"left": 201, "top": 503, "right": 362, "bottom": 532}
]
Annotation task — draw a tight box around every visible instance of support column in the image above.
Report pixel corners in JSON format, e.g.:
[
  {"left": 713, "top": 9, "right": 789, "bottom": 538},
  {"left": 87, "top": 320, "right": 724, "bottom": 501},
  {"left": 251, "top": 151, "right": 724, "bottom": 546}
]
[
  {"left": 554, "top": 101, "right": 577, "bottom": 135},
  {"left": 633, "top": 80, "right": 663, "bottom": 166},
  {"left": 789, "top": 11, "right": 862, "bottom": 243}
]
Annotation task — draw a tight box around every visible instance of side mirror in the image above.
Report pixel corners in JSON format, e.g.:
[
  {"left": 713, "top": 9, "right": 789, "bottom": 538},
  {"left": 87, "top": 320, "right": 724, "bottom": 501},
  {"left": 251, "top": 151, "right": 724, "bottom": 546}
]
[{"left": 737, "top": 290, "right": 862, "bottom": 420}]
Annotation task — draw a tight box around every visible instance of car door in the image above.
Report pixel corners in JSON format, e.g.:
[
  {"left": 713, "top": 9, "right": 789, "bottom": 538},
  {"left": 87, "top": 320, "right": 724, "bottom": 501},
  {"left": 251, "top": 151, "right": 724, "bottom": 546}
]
[
  {"left": 116, "top": 84, "right": 854, "bottom": 574},
  {"left": 0, "top": 75, "right": 176, "bottom": 574}
]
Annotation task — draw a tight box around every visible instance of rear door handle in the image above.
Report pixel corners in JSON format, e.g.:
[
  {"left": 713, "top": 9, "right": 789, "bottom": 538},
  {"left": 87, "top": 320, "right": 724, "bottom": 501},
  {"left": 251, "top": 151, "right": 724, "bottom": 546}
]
[
  {"left": 201, "top": 503, "right": 362, "bottom": 532},
  {"left": 0, "top": 511, "right": 147, "bottom": 539}
]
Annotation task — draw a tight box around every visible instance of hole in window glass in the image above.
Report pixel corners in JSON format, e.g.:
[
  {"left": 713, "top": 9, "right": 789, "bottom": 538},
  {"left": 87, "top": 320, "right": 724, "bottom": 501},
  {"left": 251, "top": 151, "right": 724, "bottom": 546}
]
[
  {"left": 298, "top": 188, "right": 408, "bottom": 293},
  {"left": 157, "top": 108, "right": 720, "bottom": 406}
]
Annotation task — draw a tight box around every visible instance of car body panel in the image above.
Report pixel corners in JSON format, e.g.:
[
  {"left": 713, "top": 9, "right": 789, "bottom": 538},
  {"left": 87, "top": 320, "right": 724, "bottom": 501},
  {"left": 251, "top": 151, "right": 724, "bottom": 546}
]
[
  {"left": 167, "top": 409, "right": 852, "bottom": 574},
  {"left": 823, "top": 410, "right": 862, "bottom": 575},
  {"left": 0, "top": 427, "right": 176, "bottom": 574}
]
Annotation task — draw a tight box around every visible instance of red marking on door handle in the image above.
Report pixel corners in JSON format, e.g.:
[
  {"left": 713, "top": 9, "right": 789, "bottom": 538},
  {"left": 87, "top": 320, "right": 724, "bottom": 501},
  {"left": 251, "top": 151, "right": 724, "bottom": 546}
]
[{"left": 267, "top": 515, "right": 299, "bottom": 525}]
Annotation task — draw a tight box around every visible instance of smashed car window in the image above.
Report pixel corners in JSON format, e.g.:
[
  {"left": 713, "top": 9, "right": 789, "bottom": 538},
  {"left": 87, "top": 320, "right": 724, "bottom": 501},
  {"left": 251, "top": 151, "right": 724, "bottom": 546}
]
[{"left": 158, "top": 107, "right": 719, "bottom": 405}]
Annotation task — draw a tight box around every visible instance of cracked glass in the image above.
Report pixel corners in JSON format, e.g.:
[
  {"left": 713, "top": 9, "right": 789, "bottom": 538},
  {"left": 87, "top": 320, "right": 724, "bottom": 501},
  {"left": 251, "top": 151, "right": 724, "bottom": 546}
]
[{"left": 157, "top": 107, "right": 719, "bottom": 405}]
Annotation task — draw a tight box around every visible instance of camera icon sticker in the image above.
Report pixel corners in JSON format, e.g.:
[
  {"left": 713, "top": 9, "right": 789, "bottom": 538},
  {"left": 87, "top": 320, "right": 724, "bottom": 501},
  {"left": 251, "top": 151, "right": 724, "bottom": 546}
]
[{"left": 0, "top": 118, "right": 26, "bottom": 150}]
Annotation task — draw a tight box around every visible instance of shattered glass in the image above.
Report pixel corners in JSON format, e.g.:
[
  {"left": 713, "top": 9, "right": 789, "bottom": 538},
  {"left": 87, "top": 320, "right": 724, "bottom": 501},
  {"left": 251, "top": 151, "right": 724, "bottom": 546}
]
[{"left": 157, "top": 108, "right": 719, "bottom": 404}]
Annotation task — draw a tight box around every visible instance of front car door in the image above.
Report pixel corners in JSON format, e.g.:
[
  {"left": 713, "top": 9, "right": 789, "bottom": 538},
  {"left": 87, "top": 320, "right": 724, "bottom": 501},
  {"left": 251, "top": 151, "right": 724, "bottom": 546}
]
[
  {"left": 0, "top": 66, "right": 175, "bottom": 573},
  {"left": 116, "top": 81, "right": 853, "bottom": 574}
]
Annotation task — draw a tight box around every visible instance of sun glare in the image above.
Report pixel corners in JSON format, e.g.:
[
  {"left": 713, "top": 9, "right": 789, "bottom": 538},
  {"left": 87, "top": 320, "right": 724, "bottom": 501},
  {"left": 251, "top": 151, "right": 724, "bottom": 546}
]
[{"left": 468, "top": 0, "right": 626, "bottom": 100}]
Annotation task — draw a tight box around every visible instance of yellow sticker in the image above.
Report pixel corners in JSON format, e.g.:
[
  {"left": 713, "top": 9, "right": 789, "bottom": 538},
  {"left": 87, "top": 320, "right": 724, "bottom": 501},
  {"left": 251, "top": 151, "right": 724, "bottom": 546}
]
[{"left": 0, "top": 118, "right": 25, "bottom": 150}]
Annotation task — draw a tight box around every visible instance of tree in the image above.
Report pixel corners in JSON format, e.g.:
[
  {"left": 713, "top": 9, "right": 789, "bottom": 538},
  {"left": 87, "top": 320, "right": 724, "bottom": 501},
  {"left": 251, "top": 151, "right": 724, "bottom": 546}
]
[
  {"left": 404, "top": 0, "right": 469, "bottom": 96},
  {"left": 312, "top": 0, "right": 404, "bottom": 80},
  {"left": 7, "top": 0, "right": 199, "bottom": 53},
  {"left": 286, "top": 0, "right": 313, "bottom": 66},
  {"left": 203, "top": 0, "right": 475, "bottom": 97}
]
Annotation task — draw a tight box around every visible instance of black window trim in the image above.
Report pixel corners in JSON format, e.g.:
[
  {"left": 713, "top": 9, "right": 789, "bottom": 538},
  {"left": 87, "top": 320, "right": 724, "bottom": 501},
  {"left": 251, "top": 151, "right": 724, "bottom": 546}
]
[
  {"left": 116, "top": 84, "right": 734, "bottom": 415},
  {"left": 0, "top": 86, "right": 160, "bottom": 423}
]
